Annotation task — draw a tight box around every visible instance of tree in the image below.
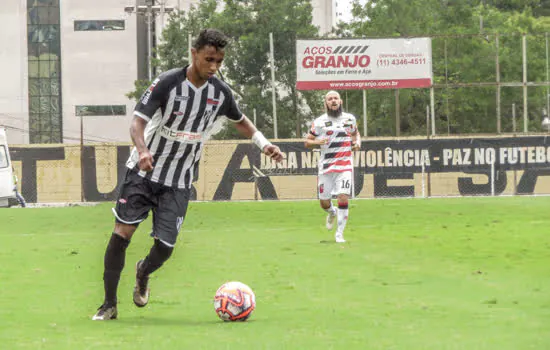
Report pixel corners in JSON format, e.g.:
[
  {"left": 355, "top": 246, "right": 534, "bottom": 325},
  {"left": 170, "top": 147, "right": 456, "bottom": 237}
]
[
  {"left": 128, "top": 0, "right": 322, "bottom": 139},
  {"left": 339, "top": 0, "right": 550, "bottom": 135}
]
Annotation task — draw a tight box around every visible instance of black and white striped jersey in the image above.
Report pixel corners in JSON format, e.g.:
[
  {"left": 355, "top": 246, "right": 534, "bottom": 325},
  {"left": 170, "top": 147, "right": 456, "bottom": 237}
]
[{"left": 126, "top": 66, "right": 244, "bottom": 189}]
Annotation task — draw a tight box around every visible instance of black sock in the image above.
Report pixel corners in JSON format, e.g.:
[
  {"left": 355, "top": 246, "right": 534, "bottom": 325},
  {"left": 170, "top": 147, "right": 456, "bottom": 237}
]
[
  {"left": 103, "top": 233, "right": 130, "bottom": 306},
  {"left": 139, "top": 239, "right": 174, "bottom": 277}
]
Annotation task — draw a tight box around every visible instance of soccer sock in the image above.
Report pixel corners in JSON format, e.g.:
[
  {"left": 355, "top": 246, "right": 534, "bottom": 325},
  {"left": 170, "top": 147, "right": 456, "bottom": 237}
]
[
  {"left": 336, "top": 202, "right": 349, "bottom": 234},
  {"left": 103, "top": 233, "right": 130, "bottom": 306},
  {"left": 323, "top": 202, "right": 337, "bottom": 216},
  {"left": 139, "top": 239, "right": 174, "bottom": 277}
]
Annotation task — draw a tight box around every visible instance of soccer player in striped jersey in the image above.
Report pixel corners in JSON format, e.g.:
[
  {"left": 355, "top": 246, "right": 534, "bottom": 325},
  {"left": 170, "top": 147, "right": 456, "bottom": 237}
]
[
  {"left": 304, "top": 91, "right": 361, "bottom": 243},
  {"left": 92, "top": 29, "right": 283, "bottom": 320}
]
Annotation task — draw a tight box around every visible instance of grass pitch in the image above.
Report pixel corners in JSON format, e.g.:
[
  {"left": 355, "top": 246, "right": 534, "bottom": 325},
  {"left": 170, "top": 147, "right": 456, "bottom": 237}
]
[{"left": 0, "top": 197, "right": 549, "bottom": 349}]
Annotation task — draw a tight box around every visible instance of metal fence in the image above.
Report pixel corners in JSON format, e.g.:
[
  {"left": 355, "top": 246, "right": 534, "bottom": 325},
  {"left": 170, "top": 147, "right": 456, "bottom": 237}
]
[
  {"left": 332, "top": 33, "right": 550, "bottom": 139},
  {"left": 8, "top": 134, "right": 550, "bottom": 205}
]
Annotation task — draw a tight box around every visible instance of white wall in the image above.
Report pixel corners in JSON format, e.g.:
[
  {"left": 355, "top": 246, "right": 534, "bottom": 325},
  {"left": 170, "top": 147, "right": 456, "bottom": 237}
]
[
  {"left": 60, "top": 0, "right": 138, "bottom": 144},
  {"left": 0, "top": 0, "right": 29, "bottom": 144}
]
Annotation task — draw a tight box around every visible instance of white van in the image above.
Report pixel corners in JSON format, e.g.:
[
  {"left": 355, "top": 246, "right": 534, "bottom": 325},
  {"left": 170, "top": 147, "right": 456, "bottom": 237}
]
[{"left": 0, "top": 127, "right": 15, "bottom": 207}]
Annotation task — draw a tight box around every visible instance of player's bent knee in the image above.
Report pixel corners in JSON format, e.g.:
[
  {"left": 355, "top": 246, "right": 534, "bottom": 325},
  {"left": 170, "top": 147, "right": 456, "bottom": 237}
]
[
  {"left": 319, "top": 200, "right": 332, "bottom": 210},
  {"left": 154, "top": 238, "right": 174, "bottom": 260},
  {"left": 337, "top": 197, "right": 349, "bottom": 209},
  {"left": 114, "top": 223, "right": 137, "bottom": 240}
]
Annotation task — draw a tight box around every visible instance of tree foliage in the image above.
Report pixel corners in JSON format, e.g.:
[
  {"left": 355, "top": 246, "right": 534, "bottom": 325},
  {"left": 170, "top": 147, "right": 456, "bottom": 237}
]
[
  {"left": 129, "top": 0, "right": 550, "bottom": 137},
  {"left": 341, "top": 0, "right": 550, "bottom": 135},
  {"left": 128, "top": 0, "right": 321, "bottom": 139}
]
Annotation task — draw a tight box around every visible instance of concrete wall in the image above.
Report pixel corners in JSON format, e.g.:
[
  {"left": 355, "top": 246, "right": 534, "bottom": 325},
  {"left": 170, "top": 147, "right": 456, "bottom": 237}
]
[
  {"left": 60, "top": 0, "right": 138, "bottom": 144},
  {"left": 0, "top": 0, "right": 29, "bottom": 144}
]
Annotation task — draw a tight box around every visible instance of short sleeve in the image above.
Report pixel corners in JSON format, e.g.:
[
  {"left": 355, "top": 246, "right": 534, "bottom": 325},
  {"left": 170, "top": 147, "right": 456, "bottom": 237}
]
[
  {"left": 134, "top": 76, "right": 170, "bottom": 121},
  {"left": 309, "top": 120, "right": 321, "bottom": 137},
  {"left": 220, "top": 90, "right": 243, "bottom": 123}
]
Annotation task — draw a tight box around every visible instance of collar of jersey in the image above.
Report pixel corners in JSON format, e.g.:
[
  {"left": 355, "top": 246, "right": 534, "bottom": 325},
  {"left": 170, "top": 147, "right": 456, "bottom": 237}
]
[{"left": 184, "top": 65, "right": 209, "bottom": 91}]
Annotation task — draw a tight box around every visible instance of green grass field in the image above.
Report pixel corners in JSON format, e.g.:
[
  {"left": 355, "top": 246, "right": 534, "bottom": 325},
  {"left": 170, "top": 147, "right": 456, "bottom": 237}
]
[{"left": 0, "top": 197, "right": 549, "bottom": 349}]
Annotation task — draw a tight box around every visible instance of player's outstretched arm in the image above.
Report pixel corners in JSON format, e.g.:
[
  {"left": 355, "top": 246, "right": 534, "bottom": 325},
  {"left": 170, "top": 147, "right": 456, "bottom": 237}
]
[{"left": 233, "top": 116, "right": 283, "bottom": 162}]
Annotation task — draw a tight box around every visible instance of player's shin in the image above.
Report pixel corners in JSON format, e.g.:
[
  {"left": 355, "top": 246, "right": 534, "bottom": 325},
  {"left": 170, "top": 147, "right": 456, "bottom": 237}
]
[
  {"left": 336, "top": 201, "right": 349, "bottom": 235},
  {"left": 140, "top": 239, "right": 174, "bottom": 277},
  {"left": 323, "top": 202, "right": 337, "bottom": 216},
  {"left": 103, "top": 233, "right": 130, "bottom": 306}
]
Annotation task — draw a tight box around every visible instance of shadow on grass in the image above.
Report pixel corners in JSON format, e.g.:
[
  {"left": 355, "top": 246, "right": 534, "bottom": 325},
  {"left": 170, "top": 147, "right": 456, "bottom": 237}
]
[{"left": 113, "top": 316, "right": 260, "bottom": 327}]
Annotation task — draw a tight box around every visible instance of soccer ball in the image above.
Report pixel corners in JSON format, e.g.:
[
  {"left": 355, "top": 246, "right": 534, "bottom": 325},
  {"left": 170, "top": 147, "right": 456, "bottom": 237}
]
[{"left": 214, "top": 281, "right": 256, "bottom": 322}]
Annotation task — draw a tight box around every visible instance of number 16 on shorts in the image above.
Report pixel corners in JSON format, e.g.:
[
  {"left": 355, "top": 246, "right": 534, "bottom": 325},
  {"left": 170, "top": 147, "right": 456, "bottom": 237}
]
[{"left": 318, "top": 171, "right": 352, "bottom": 200}]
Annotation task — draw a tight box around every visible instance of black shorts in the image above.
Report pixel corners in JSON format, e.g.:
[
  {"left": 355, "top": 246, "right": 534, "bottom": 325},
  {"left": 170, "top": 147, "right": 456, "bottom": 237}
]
[{"left": 113, "top": 170, "right": 190, "bottom": 246}]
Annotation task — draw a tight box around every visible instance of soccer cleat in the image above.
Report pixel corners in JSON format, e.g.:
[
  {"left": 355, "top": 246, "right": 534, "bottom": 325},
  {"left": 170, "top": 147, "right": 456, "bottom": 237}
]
[
  {"left": 92, "top": 304, "right": 118, "bottom": 321},
  {"left": 326, "top": 212, "right": 336, "bottom": 230},
  {"left": 133, "top": 259, "right": 150, "bottom": 307},
  {"left": 335, "top": 232, "right": 346, "bottom": 243}
]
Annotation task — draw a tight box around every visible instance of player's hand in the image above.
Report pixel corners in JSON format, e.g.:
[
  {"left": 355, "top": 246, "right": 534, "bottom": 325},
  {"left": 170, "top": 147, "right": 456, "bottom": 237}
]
[
  {"left": 138, "top": 150, "right": 154, "bottom": 172},
  {"left": 318, "top": 138, "right": 329, "bottom": 146},
  {"left": 352, "top": 142, "right": 361, "bottom": 151},
  {"left": 263, "top": 144, "right": 284, "bottom": 163}
]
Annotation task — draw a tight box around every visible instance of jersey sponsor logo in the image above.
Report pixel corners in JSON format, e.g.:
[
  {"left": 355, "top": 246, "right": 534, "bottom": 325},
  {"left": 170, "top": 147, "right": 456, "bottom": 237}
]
[
  {"left": 173, "top": 111, "right": 184, "bottom": 116},
  {"left": 207, "top": 98, "right": 220, "bottom": 105},
  {"left": 326, "top": 130, "right": 334, "bottom": 136},
  {"left": 159, "top": 126, "right": 203, "bottom": 143}
]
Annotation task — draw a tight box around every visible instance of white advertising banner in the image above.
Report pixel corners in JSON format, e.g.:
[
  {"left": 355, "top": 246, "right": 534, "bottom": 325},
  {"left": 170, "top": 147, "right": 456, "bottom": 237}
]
[{"left": 296, "top": 38, "right": 433, "bottom": 90}]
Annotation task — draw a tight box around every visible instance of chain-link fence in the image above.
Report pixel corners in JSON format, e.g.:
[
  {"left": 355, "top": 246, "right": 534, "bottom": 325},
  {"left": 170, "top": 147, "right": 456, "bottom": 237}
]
[
  {"left": 8, "top": 134, "right": 550, "bottom": 204},
  {"left": 5, "top": 32, "right": 550, "bottom": 204},
  {"left": 323, "top": 33, "right": 550, "bottom": 139}
]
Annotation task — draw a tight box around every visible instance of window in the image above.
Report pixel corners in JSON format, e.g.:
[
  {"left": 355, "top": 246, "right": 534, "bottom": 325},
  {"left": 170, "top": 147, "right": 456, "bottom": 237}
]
[
  {"left": 27, "top": 0, "right": 62, "bottom": 143},
  {"left": 76, "top": 105, "right": 127, "bottom": 116},
  {"left": 0, "top": 146, "right": 8, "bottom": 168},
  {"left": 74, "top": 20, "right": 125, "bottom": 31}
]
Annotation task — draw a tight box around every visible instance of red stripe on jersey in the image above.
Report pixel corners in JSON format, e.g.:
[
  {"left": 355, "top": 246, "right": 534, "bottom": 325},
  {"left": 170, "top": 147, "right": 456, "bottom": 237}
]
[{"left": 327, "top": 160, "right": 352, "bottom": 167}]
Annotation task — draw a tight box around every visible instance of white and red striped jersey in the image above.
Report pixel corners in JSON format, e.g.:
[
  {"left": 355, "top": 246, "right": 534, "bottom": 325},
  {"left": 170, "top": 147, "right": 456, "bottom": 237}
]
[{"left": 309, "top": 112, "right": 357, "bottom": 175}]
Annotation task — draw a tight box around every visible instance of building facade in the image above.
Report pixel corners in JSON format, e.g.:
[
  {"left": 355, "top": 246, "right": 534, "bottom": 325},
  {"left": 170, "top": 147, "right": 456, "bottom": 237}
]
[{"left": 0, "top": 0, "right": 335, "bottom": 144}]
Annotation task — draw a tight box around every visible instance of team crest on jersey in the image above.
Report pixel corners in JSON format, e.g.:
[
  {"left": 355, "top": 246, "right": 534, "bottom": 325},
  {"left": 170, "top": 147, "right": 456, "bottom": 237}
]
[{"left": 325, "top": 121, "right": 333, "bottom": 127}]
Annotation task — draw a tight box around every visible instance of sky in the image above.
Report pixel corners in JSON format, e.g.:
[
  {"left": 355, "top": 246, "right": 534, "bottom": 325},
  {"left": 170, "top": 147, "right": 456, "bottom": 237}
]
[{"left": 337, "top": 0, "right": 367, "bottom": 23}]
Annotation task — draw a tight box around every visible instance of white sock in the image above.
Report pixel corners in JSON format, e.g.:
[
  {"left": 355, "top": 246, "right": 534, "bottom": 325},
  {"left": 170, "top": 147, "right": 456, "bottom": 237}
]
[
  {"left": 336, "top": 207, "right": 349, "bottom": 235},
  {"left": 324, "top": 203, "right": 336, "bottom": 216}
]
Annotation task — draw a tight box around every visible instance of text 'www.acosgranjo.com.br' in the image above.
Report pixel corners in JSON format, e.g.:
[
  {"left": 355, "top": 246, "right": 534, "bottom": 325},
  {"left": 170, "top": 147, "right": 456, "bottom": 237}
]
[{"left": 328, "top": 80, "right": 399, "bottom": 89}]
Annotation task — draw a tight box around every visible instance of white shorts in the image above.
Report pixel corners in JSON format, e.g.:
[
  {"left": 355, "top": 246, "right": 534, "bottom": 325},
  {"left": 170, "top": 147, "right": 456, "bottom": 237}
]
[{"left": 318, "top": 171, "right": 352, "bottom": 200}]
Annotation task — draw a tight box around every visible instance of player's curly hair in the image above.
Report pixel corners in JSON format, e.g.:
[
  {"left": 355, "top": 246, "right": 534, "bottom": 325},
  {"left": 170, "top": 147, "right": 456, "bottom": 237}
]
[{"left": 193, "top": 29, "right": 229, "bottom": 51}]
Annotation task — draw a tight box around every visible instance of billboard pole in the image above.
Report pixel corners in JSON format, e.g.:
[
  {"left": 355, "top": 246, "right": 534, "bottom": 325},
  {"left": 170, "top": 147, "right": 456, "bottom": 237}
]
[
  {"left": 269, "top": 33, "right": 278, "bottom": 138},
  {"left": 362, "top": 90, "right": 367, "bottom": 137},
  {"left": 430, "top": 86, "right": 436, "bottom": 136}
]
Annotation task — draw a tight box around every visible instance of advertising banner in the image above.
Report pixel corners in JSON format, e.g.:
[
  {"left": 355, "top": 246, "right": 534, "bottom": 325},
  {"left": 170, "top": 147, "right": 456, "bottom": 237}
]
[
  {"left": 8, "top": 137, "right": 550, "bottom": 203},
  {"left": 296, "top": 38, "right": 433, "bottom": 90}
]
